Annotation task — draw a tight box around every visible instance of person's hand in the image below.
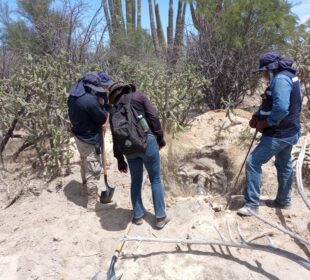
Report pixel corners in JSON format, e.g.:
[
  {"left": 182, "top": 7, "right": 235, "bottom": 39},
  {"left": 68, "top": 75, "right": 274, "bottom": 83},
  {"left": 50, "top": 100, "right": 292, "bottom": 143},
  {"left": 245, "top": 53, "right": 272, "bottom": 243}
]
[
  {"left": 102, "top": 122, "right": 108, "bottom": 133},
  {"left": 249, "top": 115, "right": 258, "bottom": 129},
  {"left": 256, "top": 119, "right": 269, "bottom": 133},
  {"left": 98, "top": 96, "right": 105, "bottom": 105},
  {"left": 158, "top": 139, "right": 166, "bottom": 150},
  {"left": 118, "top": 159, "right": 128, "bottom": 173}
]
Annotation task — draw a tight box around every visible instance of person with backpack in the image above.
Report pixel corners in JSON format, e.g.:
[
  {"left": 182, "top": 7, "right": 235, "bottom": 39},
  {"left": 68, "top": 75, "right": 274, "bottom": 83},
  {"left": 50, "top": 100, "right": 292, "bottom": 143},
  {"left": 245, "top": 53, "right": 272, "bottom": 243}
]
[
  {"left": 237, "top": 52, "right": 302, "bottom": 216},
  {"left": 67, "top": 72, "right": 112, "bottom": 210},
  {"left": 108, "top": 82, "right": 169, "bottom": 229}
]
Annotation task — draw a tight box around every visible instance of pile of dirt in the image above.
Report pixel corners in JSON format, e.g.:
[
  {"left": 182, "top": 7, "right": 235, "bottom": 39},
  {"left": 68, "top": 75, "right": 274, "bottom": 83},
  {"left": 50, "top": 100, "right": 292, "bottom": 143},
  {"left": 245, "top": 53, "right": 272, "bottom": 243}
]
[{"left": 161, "top": 109, "right": 255, "bottom": 196}]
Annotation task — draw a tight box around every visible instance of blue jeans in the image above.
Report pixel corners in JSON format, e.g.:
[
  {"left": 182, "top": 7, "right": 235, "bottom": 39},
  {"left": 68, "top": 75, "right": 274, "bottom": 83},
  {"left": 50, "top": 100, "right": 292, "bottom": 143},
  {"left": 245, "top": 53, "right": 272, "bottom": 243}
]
[
  {"left": 245, "top": 135, "right": 297, "bottom": 208},
  {"left": 126, "top": 134, "right": 166, "bottom": 219}
]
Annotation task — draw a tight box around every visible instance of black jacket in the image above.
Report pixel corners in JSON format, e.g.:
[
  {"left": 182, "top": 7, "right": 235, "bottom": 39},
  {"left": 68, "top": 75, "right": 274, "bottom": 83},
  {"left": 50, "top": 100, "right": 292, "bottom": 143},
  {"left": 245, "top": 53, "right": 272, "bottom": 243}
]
[{"left": 68, "top": 93, "right": 107, "bottom": 145}]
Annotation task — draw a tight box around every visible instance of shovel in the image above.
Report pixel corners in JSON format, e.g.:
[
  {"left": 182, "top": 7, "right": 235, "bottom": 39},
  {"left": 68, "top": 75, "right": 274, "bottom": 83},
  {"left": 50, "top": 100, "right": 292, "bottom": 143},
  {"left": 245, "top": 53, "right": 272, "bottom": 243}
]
[
  {"left": 100, "top": 129, "right": 115, "bottom": 204},
  {"left": 92, "top": 220, "right": 133, "bottom": 280},
  {"left": 106, "top": 220, "right": 133, "bottom": 280}
]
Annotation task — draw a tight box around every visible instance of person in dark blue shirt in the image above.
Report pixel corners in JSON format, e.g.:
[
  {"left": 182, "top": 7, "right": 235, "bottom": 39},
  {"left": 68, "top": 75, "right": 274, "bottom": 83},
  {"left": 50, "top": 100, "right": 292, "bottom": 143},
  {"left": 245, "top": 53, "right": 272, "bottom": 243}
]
[
  {"left": 237, "top": 52, "right": 302, "bottom": 216},
  {"left": 68, "top": 72, "right": 112, "bottom": 210}
]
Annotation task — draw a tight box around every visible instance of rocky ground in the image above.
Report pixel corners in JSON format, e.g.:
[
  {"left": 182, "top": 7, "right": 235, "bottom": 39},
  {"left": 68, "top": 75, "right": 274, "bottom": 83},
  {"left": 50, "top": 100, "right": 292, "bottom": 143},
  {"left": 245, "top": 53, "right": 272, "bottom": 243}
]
[{"left": 0, "top": 110, "right": 309, "bottom": 280}]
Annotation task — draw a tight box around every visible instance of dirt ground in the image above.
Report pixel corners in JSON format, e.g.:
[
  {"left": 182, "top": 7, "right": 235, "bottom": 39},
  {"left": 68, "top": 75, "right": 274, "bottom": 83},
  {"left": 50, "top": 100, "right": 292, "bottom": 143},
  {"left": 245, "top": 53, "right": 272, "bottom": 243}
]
[{"left": 0, "top": 111, "right": 310, "bottom": 280}]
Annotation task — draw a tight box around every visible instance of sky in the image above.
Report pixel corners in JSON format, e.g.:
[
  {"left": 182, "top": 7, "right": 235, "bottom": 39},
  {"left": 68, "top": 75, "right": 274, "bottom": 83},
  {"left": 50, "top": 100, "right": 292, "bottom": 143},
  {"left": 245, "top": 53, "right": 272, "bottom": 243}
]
[
  {"left": 74, "top": 0, "right": 310, "bottom": 33},
  {"left": 5, "top": 0, "right": 310, "bottom": 34}
]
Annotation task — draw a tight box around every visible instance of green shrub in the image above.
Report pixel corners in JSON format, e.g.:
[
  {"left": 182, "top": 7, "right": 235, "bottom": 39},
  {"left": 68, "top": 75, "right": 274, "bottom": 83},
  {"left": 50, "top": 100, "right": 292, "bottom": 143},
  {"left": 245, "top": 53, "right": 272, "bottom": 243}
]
[
  {"left": 113, "top": 56, "right": 209, "bottom": 133},
  {"left": 0, "top": 53, "right": 99, "bottom": 177}
]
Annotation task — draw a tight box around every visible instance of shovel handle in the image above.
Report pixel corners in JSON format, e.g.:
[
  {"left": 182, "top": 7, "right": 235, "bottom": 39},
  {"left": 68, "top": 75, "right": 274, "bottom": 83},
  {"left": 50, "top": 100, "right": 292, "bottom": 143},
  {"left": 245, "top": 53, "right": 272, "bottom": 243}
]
[
  {"left": 101, "top": 114, "right": 109, "bottom": 174},
  {"left": 114, "top": 220, "right": 133, "bottom": 256}
]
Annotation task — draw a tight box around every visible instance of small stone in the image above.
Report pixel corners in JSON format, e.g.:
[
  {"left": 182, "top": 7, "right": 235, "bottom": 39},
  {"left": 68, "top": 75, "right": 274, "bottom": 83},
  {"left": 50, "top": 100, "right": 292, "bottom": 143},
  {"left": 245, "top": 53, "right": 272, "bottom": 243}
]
[
  {"left": 212, "top": 204, "right": 222, "bottom": 212},
  {"left": 53, "top": 237, "right": 62, "bottom": 242}
]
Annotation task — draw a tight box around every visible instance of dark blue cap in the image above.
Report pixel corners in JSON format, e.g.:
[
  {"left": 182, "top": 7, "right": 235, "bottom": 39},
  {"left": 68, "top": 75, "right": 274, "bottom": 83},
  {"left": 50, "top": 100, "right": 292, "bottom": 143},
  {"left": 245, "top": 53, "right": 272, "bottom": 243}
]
[
  {"left": 98, "top": 72, "right": 113, "bottom": 86},
  {"left": 253, "top": 51, "right": 295, "bottom": 74},
  {"left": 254, "top": 52, "right": 281, "bottom": 73},
  {"left": 83, "top": 72, "right": 105, "bottom": 93}
]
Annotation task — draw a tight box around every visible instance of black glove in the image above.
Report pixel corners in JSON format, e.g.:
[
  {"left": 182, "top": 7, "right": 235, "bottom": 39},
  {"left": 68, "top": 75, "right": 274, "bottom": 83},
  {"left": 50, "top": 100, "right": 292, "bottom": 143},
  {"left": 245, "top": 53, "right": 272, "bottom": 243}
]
[
  {"left": 118, "top": 158, "right": 128, "bottom": 173},
  {"left": 103, "top": 104, "right": 112, "bottom": 112},
  {"left": 249, "top": 115, "right": 259, "bottom": 129},
  {"left": 256, "top": 119, "right": 269, "bottom": 133},
  {"left": 158, "top": 138, "right": 166, "bottom": 150}
]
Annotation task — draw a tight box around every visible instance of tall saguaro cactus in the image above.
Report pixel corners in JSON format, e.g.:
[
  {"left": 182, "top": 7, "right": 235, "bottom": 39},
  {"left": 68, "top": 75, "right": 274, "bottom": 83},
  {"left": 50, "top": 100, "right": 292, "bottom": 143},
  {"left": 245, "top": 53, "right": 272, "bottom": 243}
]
[
  {"left": 132, "top": 0, "right": 136, "bottom": 28},
  {"left": 126, "top": 0, "right": 132, "bottom": 31},
  {"left": 167, "top": 0, "right": 174, "bottom": 48},
  {"left": 102, "top": 0, "right": 112, "bottom": 38},
  {"left": 148, "top": 0, "right": 160, "bottom": 55},
  {"left": 154, "top": 0, "right": 166, "bottom": 50},
  {"left": 137, "top": 0, "right": 141, "bottom": 27}
]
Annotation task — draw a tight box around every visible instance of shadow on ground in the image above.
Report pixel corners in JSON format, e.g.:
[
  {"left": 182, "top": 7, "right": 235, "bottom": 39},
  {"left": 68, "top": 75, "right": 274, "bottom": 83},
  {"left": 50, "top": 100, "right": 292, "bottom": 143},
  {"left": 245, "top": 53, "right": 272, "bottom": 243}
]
[
  {"left": 95, "top": 203, "right": 132, "bottom": 231},
  {"left": 122, "top": 249, "right": 280, "bottom": 280},
  {"left": 64, "top": 179, "right": 87, "bottom": 208}
]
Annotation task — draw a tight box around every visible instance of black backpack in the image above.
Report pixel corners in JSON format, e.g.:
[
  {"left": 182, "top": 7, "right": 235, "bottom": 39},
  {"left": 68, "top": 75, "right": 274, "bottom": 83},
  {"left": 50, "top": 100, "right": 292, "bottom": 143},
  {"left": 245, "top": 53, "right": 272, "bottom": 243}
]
[{"left": 110, "top": 93, "right": 148, "bottom": 155}]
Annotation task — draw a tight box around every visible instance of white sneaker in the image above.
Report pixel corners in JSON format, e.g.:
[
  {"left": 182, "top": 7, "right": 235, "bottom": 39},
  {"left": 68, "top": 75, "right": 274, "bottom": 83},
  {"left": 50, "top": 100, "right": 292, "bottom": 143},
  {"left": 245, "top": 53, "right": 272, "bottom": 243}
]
[{"left": 237, "top": 206, "right": 258, "bottom": 216}]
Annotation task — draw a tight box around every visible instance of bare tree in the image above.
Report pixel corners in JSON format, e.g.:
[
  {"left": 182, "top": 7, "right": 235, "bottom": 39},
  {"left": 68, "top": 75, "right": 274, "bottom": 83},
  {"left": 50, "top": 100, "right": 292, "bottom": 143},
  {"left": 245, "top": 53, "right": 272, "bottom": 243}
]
[{"left": 78, "top": 5, "right": 104, "bottom": 62}]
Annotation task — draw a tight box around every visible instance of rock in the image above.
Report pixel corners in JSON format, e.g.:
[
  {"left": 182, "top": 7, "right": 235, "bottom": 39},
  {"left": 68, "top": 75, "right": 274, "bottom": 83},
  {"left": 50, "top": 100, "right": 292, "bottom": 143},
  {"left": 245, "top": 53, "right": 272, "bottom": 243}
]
[
  {"left": 227, "top": 195, "right": 245, "bottom": 210},
  {"left": 197, "top": 186, "right": 207, "bottom": 196},
  {"left": 52, "top": 237, "right": 62, "bottom": 242},
  {"left": 212, "top": 204, "right": 222, "bottom": 212},
  {"left": 27, "top": 182, "right": 42, "bottom": 196}
]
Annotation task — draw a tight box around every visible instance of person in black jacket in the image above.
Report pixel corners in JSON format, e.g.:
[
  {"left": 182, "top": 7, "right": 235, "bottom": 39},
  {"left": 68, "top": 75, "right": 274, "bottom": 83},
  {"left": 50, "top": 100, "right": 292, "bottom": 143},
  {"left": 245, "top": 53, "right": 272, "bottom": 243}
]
[
  {"left": 68, "top": 72, "right": 112, "bottom": 210},
  {"left": 108, "top": 82, "right": 170, "bottom": 229}
]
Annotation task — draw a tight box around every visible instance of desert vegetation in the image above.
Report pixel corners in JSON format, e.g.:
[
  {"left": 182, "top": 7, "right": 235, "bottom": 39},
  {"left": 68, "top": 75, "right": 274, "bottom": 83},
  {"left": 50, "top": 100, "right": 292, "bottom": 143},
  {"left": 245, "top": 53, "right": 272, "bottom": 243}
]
[{"left": 0, "top": 0, "right": 309, "bottom": 180}]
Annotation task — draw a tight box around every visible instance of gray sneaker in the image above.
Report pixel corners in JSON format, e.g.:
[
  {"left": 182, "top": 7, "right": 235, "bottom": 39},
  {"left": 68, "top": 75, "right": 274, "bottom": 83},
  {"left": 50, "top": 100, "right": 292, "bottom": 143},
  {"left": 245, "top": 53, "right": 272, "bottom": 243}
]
[
  {"left": 265, "top": 199, "right": 291, "bottom": 209},
  {"left": 237, "top": 206, "right": 258, "bottom": 216},
  {"left": 132, "top": 216, "right": 144, "bottom": 225},
  {"left": 155, "top": 216, "right": 170, "bottom": 229}
]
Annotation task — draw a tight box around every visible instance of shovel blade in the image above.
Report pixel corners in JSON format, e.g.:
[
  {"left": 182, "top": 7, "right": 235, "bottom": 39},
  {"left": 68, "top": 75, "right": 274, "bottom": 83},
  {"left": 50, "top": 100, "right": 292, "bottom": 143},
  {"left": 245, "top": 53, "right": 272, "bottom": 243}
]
[
  {"left": 100, "top": 175, "right": 115, "bottom": 204},
  {"left": 100, "top": 186, "right": 114, "bottom": 204}
]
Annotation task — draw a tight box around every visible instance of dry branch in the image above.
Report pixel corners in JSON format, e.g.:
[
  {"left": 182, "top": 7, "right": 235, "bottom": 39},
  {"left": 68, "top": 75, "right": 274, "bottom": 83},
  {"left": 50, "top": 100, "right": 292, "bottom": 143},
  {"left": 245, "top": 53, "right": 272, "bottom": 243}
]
[
  {"left": 121, "top": 219, "right": 310, "bottom": 271},
  {"left": 296, "top": 134, "right": 310, "bottom": 210},
  {"left": 4, "top": 186, "right": 24, "bottom": 209},
  {"left": 248, "top": 209, "right": 310, "bottom": 246},
  {"left": 122, "top": 234, "right": 310, "bottom": 271}
]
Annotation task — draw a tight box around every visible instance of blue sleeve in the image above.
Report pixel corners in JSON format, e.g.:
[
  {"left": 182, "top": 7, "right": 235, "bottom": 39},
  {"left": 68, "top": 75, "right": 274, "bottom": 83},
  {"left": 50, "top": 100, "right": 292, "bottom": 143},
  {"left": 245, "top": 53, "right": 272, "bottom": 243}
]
[
  {"left": 85, "top": 95, "right": 107, "bottom": 125},
  {"left": 267, "top": 75, "right": 292, "bottom": 126}
]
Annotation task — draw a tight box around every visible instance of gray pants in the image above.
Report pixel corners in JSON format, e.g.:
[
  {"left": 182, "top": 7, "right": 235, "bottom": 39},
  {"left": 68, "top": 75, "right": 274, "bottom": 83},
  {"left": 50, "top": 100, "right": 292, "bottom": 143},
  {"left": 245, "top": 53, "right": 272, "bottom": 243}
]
[{"left": 75, "top": 137, "right": 106, "bottom": 197}]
